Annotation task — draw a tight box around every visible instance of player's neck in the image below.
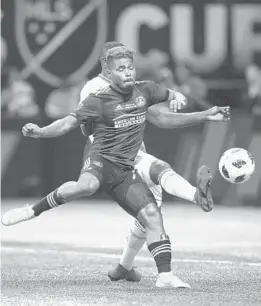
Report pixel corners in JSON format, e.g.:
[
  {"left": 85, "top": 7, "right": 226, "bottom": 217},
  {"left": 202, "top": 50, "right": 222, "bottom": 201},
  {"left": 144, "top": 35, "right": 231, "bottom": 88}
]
[
  {"left": 99, "top": 73, "right": 110, "bottom": 83},
  {"left": 110, "top": 83, "right": 133, "bottom": 95}
]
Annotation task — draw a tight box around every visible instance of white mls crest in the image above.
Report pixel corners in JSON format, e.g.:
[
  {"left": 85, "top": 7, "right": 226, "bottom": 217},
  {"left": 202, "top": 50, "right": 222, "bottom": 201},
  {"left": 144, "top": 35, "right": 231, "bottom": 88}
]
[{"left": 15, "top": 0, "right": 107, "bottom": 86}]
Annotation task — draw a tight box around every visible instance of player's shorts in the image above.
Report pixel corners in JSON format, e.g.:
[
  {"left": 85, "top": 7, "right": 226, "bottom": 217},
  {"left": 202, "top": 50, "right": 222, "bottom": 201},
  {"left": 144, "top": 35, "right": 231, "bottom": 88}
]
[
  {"left": 81, "top": 137, "right": 93, "bottom": 167},
  {"left": 134, "top": 150, "right": 163, "bottom": 207},
  {"left": 81, "top": 154, "right": 156, "bottom": 218}
]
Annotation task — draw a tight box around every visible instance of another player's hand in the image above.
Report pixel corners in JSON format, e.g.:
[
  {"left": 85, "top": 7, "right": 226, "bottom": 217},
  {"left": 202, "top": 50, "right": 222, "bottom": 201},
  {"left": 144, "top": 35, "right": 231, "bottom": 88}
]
[
  {"left": 22, "top": 123, "right": 42, "bottom": 138},
  {"left": 169, "top": 92, "right": 187, "bottom": 112},
  {"left": 206, "top": 106, "right": 230, "bottom": 121}
]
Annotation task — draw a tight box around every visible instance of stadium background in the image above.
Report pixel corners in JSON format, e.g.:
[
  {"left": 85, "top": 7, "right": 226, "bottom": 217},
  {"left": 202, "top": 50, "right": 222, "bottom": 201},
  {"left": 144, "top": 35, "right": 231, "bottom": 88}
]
[
  {"left": 1, "top": 0, "right": 261, "bottom": 206},
  {"left": 1, "top": 2, "right": 261, "bottom": 305}
]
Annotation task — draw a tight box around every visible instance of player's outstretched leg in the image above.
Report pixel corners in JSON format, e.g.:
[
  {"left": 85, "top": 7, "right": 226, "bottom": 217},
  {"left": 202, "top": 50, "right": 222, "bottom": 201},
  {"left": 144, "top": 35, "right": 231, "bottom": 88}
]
[
  {"left": 108, "top": 220, "right": 145, "bottom": 282},
  {"left": 137, "top": 203, "right": 190, "bottom": 288},
  {"left": 1, "top": 172, "right": 99, "bottom": 226},
  {"left": 150, "top": 160, "right": 213, "bottom": 212}
]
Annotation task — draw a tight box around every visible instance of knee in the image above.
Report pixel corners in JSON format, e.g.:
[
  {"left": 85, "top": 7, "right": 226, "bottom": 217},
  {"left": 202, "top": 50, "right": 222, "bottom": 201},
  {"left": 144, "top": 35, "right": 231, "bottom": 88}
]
[
  {"left": 144, "top": 203, "right": 160, "bottom": 218},
  {"left": 150, "top": 160, "right": 171, "bottom": 185},
  {"left": 76, "top": 174, "right": 99, "bottom": 195},
  {"left": 138, "top": 203, "right": 161, "bottom": 227}
]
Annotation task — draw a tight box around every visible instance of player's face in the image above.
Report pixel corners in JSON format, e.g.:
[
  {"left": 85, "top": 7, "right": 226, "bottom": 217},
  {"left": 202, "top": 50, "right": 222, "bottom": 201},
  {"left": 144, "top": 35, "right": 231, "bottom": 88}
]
[{"left": 109, "top": 57, "right": 136, "bottom": 92}]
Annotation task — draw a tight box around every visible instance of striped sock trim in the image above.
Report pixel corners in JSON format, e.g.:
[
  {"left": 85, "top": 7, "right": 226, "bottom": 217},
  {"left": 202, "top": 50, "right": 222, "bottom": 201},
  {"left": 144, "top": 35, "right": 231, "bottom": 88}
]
[
  {"left": 151, "top": 244, "right": 171, "bottom": 257},
  {"left": 148, "top": 239, "right": 172, "bottom": 273},
  {"left": 46, "top": 189, "right": 64, "bottom": 208},
  {"left": 47, "top": 192, "right": 59, "bottom": 208}
]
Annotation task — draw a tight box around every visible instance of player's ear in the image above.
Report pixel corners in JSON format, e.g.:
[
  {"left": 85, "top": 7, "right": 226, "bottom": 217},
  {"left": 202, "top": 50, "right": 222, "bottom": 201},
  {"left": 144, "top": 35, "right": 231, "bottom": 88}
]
[{"left": 106, "top": 68, "right": 112, "bottom": 78}]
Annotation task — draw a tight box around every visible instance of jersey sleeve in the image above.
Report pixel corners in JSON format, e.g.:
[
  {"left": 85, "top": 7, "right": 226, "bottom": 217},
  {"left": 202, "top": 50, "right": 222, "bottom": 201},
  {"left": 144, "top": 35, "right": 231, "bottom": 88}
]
[
  {"left": 79, "top": 79, "right": 100, "bottom": 102},
  {"left": 145, "top": 81, "right": 169, "bottom": 105},
  {"left": 70, "top": 95, "right": 101, "bottom": 123}
]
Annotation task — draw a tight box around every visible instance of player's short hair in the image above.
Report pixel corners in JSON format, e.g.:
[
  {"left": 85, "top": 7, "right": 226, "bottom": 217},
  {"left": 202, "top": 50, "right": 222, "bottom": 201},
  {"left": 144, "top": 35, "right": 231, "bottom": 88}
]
[
  {"left": 105, "top": 46, "right": 135, "bottom": 66},
  {"left": 100, "top": 41, "right": 125, "bottom": 62}
]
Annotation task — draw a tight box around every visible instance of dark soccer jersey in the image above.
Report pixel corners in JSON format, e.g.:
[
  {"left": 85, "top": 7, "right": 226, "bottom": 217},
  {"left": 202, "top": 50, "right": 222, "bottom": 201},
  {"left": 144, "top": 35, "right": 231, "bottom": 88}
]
[{"left": 71, "top": 81, "right": 169, "bottom": 168}]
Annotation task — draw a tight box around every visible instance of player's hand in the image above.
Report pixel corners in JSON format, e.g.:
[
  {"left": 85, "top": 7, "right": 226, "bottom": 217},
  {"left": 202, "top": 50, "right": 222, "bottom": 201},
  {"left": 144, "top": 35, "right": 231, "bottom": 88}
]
[
  {"left": 22, "top": 123, "right": 42, "bottom": 138},
  {"left": 169, "top": 92, "right": 187, "bottom": 112},
  {"left": 80, "top": 124, "right": 88, "bottom": 136},
  {"left": 206, "top": 106, "right": 230, "bottom": 121}
]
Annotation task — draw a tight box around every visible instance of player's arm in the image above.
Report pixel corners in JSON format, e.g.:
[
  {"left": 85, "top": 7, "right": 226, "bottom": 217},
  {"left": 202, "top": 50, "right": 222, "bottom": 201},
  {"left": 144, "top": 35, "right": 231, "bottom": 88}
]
[
  {"left": 22, "top": 95, "right": 101, "bottom": 138},
  {"left": 146, "top": 104, "right": 230, "bottom": 128},
  {"left": 22, "top": 116, "right": 80, "bottom": 138}
]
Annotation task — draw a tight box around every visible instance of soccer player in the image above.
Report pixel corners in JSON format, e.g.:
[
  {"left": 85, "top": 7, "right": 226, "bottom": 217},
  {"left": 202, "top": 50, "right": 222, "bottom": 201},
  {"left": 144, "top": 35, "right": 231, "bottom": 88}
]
[
  {"left": 2, "top": 46, "right": 229, "bottom": 288},
  {"left": 77, "top": 43, "right": 229, "bottom": 282}
]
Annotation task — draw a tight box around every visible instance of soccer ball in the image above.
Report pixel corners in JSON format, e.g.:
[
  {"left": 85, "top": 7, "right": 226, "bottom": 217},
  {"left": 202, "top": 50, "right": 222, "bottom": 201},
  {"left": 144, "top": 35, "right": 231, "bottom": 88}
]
[{"left": 218, "top": 148, "right": 255, "bottom": 184}]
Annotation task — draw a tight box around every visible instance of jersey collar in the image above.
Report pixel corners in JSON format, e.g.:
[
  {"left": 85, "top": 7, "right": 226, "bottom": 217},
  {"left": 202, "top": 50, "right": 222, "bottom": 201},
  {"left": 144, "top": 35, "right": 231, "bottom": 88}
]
[
  {"left": 98, "top": 74, "right": 110, "bottom": 83},
  {"left": 110, "top": 83, "right": 133, "bottom": 95}
]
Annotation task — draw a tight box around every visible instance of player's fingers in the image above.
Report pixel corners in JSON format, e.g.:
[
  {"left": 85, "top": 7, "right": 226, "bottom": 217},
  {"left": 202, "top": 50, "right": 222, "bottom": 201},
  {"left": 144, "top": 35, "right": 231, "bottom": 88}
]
[
  {"left": 22, "top": 128, "right": 30, "bottom": 136},
  {"left": 22, "top": 125, "right": 29, "bottom": 133},
  {"left": 172, "top": 102, "right": 176, "bottom": 112},
  {"left": 181, "top": 99, "right": 187, "bottom": 107},
  {"left": 169, "top": 100, "right": 175, "bottom": 112}
]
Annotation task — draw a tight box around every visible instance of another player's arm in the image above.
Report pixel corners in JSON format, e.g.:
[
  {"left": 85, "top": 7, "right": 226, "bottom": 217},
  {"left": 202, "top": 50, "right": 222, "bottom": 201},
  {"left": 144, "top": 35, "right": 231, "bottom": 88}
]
[
  {"left": 22, "top": 116, "right": 80, "bottom": 138},
  {"left": 147, "top": 104, "right": 230, "bottom": 128},
  {"left": 145, "top": 80, "right": 187, "bottom": 112}
]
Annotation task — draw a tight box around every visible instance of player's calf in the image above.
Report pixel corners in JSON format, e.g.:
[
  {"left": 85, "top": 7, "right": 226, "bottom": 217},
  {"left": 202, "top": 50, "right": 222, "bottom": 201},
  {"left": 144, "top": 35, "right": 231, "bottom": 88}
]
[
  {"left": 137, "top": 203, "right": 172, "bottom": 274},
  {"left": 137, "top": 203, "right": 190, "bottom": 288}
]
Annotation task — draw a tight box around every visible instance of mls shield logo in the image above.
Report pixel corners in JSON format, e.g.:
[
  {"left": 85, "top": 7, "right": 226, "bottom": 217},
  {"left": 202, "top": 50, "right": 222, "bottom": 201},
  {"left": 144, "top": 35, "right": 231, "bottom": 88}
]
[{"left": 15, "top": 0, "right": 107, "bottom": 86}]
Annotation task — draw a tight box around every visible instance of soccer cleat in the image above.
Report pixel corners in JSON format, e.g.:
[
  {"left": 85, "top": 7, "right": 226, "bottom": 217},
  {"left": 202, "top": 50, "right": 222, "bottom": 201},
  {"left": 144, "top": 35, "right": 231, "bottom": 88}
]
[
  {"left": 195, "top": 165, "right": 214, "bottom": 212},
  {"left": 1, "top": 205, "right": 36, "bottom": 226},
  {"left": 156, "top": 272, "right": 191, "bottom": 288},
  {"left": 108, "top": 264, "right": 142, "bottom": 282}
]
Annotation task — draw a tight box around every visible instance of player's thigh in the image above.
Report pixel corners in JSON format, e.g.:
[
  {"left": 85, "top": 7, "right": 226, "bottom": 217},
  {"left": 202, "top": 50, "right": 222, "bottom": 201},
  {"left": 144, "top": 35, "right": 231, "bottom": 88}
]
[
  {"left": 76, "top": 171, "right": 100, "bottom": 195},
  {"left": 135, "top": 153, "right": 165, "bottom": 207},
  {"left": 135, "top": 153, "right": 171, "bottom": 186},
  {"left": 149, "top": 185, "right": 163, "bottom": 208},
  {"left": 135, "top": 152, "right": 156, "bottom": 187},
  {"left": 149, "top": 157, "right": 172, "bottom": 185},
  {"left": 108, "top": 172, "right": 156, "bottom": 218},
  {"left": 81, "top": 139, "right": 93, "bottom": 166}
]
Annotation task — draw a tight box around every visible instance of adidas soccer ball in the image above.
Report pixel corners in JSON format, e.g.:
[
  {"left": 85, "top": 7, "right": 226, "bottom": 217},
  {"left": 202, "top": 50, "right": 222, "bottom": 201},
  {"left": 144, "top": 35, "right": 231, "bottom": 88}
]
[{"left": 218, "top": 148, "right": 255, "bottom": 184}]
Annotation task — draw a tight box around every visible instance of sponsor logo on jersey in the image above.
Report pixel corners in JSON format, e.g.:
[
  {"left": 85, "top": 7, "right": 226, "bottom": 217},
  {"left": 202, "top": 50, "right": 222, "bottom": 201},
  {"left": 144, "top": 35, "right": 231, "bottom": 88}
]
[
  {"left": 113, "top": 112, "right": 146, "bottom": 128},
  {"left": 114, "top": 96, "right": 146, "bottom": 111}
]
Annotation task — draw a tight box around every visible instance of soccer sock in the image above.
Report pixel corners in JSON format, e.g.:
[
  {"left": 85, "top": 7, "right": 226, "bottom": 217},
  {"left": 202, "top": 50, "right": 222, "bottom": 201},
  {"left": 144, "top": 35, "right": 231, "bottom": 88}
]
[
  {"left": 32, "top": 188, "right": 66, "bottom": 216},
  {"left": 120, "top": 220, "right": 146, "bottom": 270},
  {"left": 160, "top": 169, "right": 197, "bottom": 203},
  {"left": 148, "top": 237, "right": 172, "bottom": 273}
]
